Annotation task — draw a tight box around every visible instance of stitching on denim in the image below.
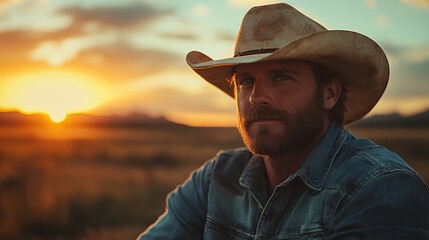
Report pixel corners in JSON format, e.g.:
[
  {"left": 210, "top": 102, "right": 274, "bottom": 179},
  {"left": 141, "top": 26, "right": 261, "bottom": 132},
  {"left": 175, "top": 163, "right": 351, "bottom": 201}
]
[
  {"left": 298, "top": 128, "right": 348, "bottom": 191},
  {"left": 317, "top": 129, "right": 348, "bottom": 189},
  {"left": 206, "top": 214, "right": 254, "bottom": 239}
]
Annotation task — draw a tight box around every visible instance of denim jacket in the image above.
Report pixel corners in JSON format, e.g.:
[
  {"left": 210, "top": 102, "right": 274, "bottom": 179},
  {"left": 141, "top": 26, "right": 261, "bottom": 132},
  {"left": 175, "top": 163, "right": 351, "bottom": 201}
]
[{"left": 138, "top": 125, "right": 429, "bottom": 239}]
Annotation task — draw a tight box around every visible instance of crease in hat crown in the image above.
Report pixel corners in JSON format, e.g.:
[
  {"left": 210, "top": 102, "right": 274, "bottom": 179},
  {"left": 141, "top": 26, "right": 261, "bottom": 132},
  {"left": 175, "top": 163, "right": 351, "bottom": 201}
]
[
  {"left": 186, "top": 2, "right": 389, "bottom": 125},
  {"left": 187, "top": 3, "right": 328, "bottom": 69},
  {"left": 233, "top": 3, "right": 326, "bottom": 57}
]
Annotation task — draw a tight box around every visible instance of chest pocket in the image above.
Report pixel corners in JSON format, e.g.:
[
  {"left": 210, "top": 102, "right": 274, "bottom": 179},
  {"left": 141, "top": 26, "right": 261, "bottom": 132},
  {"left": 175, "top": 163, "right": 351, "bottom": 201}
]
[
  {"left": 277, "top": 223, "right": 326, "bottom": 240},
  {"left": 204, "top": 216, "right": 326, "bottom": 240},
  {"left": 203, "top": 215, "right": 254, "bottom": 240}
]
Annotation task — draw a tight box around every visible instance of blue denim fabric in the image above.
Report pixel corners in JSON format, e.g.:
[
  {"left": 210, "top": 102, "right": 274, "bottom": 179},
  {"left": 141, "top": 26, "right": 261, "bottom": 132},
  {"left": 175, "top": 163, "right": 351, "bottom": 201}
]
[{"left": 138, "top": 125, "right": 429, "bottom": 239}]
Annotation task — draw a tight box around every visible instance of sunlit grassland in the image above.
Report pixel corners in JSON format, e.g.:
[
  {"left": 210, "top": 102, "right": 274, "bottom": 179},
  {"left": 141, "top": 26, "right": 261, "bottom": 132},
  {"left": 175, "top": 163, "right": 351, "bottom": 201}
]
[{"left": 0, "top": 125, "right": 427, "bottom": 239}]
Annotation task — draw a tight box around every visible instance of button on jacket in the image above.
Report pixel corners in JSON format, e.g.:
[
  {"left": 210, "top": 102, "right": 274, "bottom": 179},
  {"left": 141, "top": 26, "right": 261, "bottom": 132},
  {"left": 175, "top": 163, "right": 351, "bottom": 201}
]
[{"left": 138, "top": 125, "right": 429, "bottom": 239}]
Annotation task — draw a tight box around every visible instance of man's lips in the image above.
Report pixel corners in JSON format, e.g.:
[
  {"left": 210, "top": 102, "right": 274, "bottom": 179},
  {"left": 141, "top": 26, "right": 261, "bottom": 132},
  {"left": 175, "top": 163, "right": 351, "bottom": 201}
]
[{"left": 248, "top": 118, "right": 283, "bottom": 125}]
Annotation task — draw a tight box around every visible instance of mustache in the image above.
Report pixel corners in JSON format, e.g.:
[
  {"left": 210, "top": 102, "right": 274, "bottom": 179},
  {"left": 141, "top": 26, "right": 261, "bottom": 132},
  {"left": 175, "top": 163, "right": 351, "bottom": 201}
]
[{"left": 241, "top": 105, "right": 289, "bottom": 125}]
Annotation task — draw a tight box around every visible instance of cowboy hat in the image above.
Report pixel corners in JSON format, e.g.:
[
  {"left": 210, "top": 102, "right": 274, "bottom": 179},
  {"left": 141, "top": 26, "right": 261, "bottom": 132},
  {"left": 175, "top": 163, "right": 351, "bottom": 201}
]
[{"left": 186, "top": 3, "right": 389, "bottom": 124}]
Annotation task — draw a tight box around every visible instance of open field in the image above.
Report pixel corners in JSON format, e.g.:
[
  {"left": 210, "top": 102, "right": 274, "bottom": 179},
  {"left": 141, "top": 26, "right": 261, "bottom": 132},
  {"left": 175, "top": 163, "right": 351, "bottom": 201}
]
[{"left": 0, "top": 125, "right": 428, "bottom": 239}]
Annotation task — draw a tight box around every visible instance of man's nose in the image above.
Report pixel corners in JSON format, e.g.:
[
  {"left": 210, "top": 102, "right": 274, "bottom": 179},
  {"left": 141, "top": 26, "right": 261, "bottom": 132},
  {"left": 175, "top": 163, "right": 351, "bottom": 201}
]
[{"left": 249, "top": 80, "right": 272, "bottom": 106}]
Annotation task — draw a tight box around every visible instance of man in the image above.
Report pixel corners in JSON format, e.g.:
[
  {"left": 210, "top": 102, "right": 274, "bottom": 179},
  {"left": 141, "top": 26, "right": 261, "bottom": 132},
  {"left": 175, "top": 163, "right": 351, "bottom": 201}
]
[{"left": 138, "top": 3, "right": 429, "bottom": 239}]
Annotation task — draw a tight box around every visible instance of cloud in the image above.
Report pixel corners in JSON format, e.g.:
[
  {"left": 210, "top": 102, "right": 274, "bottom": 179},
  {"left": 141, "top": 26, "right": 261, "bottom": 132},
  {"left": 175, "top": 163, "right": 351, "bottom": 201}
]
[
  {"left": 0, "top": 30, "right": 52, "bottom": 76},
  {"left": 63, "top": 43, "right": 183, "bottom": 81},
  {"left": 0, "top": 1, "right": 177, "bottom": 67},
  {"left": 59, "top": 2, "right": 173, "bottom": 29},
  {"left": 228, "top": 0, "right": 278, "bottom": 7},
  {"left": 389, "top": 60, "right": 429, "bottom": 97},
  {"left": 192, "top": 5, "right": 211, "bottom": 17},
  {"left": 14, "top": 2, "right": 177, "bottom": 69},
  {"left": 398, "top": 45, "right": 429, "bottom": 64},
  {"left": 0, "top": 28, "right": 182, "bottom": 84},
  {"left": 364, "top": 0, "right": 378, "bottom": 9},
  {"left": 2, "top": 3, "right": 166, "bottom": 37},
  {"left": 377, "top": 14, "right": 390, "bottom": 28},
  {"left": 383, "top": 42, "right": 429, "bottom": 63},
  {"left": 216, "top": 30, "right": 236, "bottom": 42},
  {"left": 29, "top": 32, "right": 118, "bottom": 66},
  {"left": 400, "top": 0, "right": 429, "bottom": 10},
  {"left": 382, "top": 43, "right": 429, "bottom": 98},
  {"left": 0, "top": 0, "right": 21, "bottom": 12},
  {"left": 157, "top": 32, "right": 197, "bottom": 41},
  {"left": 0, "top": 30, "right": 41, "bottom": 58},
  {"left": 0, "top": 1, "right": 184, "bottom": 80}
]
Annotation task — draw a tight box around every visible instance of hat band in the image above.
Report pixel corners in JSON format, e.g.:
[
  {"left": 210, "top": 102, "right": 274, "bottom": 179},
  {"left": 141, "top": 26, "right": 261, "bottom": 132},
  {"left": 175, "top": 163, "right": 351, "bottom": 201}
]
[{"left": 234, "top": 48, "right": 279, "bottom": 57}]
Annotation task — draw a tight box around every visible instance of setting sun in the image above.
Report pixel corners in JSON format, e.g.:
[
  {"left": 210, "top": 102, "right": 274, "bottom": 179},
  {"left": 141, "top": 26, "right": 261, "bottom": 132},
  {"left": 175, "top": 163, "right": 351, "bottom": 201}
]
[
  {"left": 0, "top": 70, "right": 108, "bottom": 120},
  {"left": 49, "top": 111, "right": 67, "bottom": 123}
]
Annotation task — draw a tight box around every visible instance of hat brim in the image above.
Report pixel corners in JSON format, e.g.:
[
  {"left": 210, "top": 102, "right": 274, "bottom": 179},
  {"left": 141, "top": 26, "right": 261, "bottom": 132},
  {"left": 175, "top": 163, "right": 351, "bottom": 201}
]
[{"left": 186, "top": 30, "right": 389, "bottom": 124}]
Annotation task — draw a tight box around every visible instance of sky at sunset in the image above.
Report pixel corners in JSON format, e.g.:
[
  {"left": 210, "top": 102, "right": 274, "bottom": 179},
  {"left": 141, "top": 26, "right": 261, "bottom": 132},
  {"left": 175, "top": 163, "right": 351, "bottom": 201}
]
[{"left": 0, "top": 0, "right": 428, "bottom": 126}]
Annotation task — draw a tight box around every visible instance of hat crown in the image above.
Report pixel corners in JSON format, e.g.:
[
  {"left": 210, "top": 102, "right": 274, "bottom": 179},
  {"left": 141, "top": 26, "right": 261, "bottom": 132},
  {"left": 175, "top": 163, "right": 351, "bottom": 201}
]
[{"left": 234, "top": 3, "right": 327, "bottom": 56}]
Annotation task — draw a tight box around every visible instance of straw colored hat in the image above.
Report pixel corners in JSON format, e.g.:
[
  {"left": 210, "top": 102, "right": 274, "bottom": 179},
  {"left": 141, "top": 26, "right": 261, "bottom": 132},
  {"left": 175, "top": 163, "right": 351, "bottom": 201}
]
[{"left": 186, "top": 3, "right": 389, "bottom": 124}]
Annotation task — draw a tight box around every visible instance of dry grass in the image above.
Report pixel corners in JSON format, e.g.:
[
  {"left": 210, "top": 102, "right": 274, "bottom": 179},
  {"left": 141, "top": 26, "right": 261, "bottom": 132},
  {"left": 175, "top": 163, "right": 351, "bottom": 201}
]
[{"left": 0, "top": 125, "right": 427, "bottom": 239}]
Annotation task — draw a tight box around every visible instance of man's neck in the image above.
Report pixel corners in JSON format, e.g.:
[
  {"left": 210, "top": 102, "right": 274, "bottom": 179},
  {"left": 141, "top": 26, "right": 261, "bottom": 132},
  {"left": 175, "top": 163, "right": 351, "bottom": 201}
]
[{"left": 263, "top": 123, "right": 331, "bottom": 194}]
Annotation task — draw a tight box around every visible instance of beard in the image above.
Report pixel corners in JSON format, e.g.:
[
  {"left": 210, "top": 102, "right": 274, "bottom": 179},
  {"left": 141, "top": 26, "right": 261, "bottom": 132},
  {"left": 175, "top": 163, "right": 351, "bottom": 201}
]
[{"left": 237, "top": 96, "right": 325, "bottom": 157}]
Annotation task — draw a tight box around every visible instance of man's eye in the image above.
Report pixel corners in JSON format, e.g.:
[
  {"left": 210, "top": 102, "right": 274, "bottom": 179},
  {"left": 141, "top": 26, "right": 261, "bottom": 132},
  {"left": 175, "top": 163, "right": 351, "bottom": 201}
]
[
  {"left": 237, "top": 78, "right": 254, "bottom": 87},
  {"left": 274, "top": 74, "right": 292, "bottom": 81}
]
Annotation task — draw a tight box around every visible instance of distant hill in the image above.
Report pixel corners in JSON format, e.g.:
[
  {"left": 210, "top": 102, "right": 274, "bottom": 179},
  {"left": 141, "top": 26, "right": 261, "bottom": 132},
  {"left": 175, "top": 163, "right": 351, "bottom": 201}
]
[
  {"left": 352, "top": 109, "right": 429, "bottom": 128},
  {"left": 0, "top": 111, "right": 188, "bottom": 128},
  {"left": 1, "top": 109, "right": 428, "bottom": 128},
  {"left": 63, "top": 113, "right": 188, "bottom": 128},
  {"left": 0, "top": 112, "right": 50, "bottom": 126}
]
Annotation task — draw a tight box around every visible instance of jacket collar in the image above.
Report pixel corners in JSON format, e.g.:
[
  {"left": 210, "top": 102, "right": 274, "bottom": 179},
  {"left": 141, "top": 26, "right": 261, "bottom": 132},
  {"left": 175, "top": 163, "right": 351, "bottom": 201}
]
[{"left": 294, "top": 124, "right": 347, "bottom": 191}]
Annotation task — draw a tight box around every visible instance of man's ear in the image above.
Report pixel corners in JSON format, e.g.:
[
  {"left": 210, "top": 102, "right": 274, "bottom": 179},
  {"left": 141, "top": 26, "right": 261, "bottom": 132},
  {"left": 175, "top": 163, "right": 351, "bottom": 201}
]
[{"left": 323, "top": 77, "right": 342, "bottom": 110}]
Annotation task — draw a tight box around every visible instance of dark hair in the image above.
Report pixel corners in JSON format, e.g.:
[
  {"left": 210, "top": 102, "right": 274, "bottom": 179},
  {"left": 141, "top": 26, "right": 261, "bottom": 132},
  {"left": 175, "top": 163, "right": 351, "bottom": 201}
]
[{"left": 310, "top": 62, "right": 347, "bottom": 126}]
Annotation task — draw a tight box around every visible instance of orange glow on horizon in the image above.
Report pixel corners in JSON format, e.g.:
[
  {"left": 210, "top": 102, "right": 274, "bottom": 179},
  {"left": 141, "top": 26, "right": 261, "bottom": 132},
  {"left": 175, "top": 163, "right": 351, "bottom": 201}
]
[
  {"left": 168, "top": 112, "right": 237, "bottom": 127},
  {"left": 0, "top": 70, "right": 108, "bottom": 119}
]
